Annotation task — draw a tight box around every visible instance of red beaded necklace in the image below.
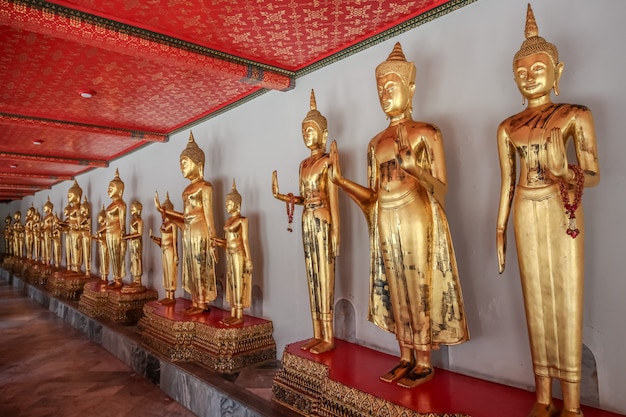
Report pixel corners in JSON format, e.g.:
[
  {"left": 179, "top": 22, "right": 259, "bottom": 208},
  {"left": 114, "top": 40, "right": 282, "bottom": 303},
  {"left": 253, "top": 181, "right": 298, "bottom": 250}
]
[
  {"left": 286, "top": 193, "right": 295, "bottom": 232},
  {"left": 559, "top": 164, "right": 585, "bottom": 238}
]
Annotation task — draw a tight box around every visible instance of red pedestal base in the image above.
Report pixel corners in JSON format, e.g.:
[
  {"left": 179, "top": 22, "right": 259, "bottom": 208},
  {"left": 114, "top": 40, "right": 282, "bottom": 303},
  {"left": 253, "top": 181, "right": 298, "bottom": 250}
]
[{"left": 272, "top": 339, "right": 624, "bottom": 417}]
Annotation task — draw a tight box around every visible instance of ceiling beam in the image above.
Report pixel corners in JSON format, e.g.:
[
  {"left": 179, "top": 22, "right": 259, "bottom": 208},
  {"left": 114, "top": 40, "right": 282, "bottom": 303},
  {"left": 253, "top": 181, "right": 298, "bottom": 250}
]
[
  {"left": 0, "top": 114, "right": 169, "bottom": 143},
  {"left": 0, "top": 172, "right": 73, "bottom": 181},
  {"left": 0, "top": 152, "right": 108, "bottom": 168}
]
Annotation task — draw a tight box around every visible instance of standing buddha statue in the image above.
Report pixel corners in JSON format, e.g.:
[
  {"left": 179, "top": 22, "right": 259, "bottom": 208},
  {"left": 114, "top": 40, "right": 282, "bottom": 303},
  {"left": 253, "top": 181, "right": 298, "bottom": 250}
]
[
  {"left": 272, "top": 90, "right": 340, "bottom": 354},
  {"left": 330, "top": 42, "right": 469, "bottom": 388},
  {"left": 496, "top": 5, "right": 600, "bottom": 417},
  {"left": 155, "top": 132, "right": 217, "bottom": 315}
]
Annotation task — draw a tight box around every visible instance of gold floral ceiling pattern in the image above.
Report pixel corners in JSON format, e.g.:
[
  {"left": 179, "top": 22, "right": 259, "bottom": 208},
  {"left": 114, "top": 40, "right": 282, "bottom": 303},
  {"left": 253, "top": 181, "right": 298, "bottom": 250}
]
[{"left": 0, "top": 0, "right": 475, "bottom": 202}]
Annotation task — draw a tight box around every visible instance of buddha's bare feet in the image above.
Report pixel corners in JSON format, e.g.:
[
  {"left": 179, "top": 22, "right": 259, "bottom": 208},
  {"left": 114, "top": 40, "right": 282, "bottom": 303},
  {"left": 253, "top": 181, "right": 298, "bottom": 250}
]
[
  {"left": 300, "top": 338, "right": 322, "bottom": 351},
  {"left": 158, "top": 297, "right": 176, "bottom": 305},
  {"left": 559, "top": 410, "right": 583, "bottom": 417},
  {"left": 528, "top": 402, "right": 559, "bottom": 417},
  {"left": 397, "top": 365, "right": 434, "bottom": 388},
  {"left": 310, "top": 340, "right": 334, "bottom": 354},
  {"left": 220, "top": 316, "right": 243, "bottom": 326},
  {"left": 108, "top": 281, "right": 122, "bottom": 289},
  {"left": 380, "top": 360, "right": 413, "bottom": 383},
  {"left": 183, "top": 306, "right": 205, "bottom": 315}
]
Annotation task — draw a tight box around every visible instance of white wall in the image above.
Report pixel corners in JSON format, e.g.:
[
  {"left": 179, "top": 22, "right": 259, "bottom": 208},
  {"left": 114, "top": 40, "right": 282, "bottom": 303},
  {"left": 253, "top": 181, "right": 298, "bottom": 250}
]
[{"left": 3, "top": 0, "right": 625, "bottom": 413}]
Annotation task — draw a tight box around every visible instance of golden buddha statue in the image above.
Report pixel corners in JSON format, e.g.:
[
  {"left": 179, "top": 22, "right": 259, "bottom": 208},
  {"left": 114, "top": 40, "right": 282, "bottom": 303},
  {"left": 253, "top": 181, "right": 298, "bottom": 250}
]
[
  {"left": 496, "top": 5, "right": 600, "bottom": 417},
  {"left": 24, "top": 205, "right": 35, "bottom": 260},
  {"left": 12, "top": 211, "right": 24, "bottom": 258},
  {"left": 92, "top": 205, "right": 109, "bottom": 282},
  {"left": 57, "top": 205, "right": 68, "bottom": 267},
  {"left": 272, "top": 90, "right": 340, "bottom": 354},
  {"left": 32, "top": 210, "right": 41, "bottom": 262},
  {"left": 80, "top": 197, "right": 92, "bottom": 275},
  {"left": 4, "top": 215, "right": 13, "bottom": 256},
  {"left": 41, "top": 198, "right": 54, "bottom": 266},
  {"left": 155, "top": 132, "right": 217, "bottom": 315},
  {"left": 51, "top": 211, "right": 62, "bottom": 268},
  {"left": 150, "top": 192, "right": 179, "bottom": 305},
  {"left": 330, "top": 42, "right": 469, "bottom": 388},
  {"left": 105, "top": 169, "right": 127, "bottom": 288},
  {"left": 124, "top": 200, "right": 144, "bottom": 288},
  {"left": 64, "top": 180, "right": 83, "bottom": 272},
  {"left": 213, "top": 180, "right": 252, "bottom": 326}
]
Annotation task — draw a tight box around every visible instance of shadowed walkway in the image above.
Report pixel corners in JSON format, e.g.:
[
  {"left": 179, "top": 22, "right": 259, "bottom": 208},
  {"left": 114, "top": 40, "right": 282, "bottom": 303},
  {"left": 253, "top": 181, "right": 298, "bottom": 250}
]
[{"left": 0, "top": 280, "right": 197, "bottom": 417}]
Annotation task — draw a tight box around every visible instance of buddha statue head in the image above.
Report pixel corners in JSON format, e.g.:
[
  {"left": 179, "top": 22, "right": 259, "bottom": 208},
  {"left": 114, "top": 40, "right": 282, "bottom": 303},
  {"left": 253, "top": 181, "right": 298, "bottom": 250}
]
[
  {"left": 302, "top": 89, "right": 329, "bottom": 150},
  {"left": 226, "top": 179, "right": 242, "bottom": 214},
  {"left": 180, "top": 131, "right": 205, "bottom": 179},
  {"left": 43, "top": 197, "right": 53, "bottom": 214},
  {"left": 68, "top": 180, "right": 83, "bottom": 205},
  {"left": 108, "top": 169, "right": 125, "bottom": 199},
  {"left": 513, "top": 4, "right": 564, "bottom": 99},
  {"left": 375, "top": 42, "right": 416, "bottom": 118}
]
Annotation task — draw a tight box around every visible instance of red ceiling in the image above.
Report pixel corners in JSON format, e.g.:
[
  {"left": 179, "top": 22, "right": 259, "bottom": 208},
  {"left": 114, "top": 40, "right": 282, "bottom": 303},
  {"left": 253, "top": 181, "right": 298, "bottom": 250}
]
[{"left": 0, "top": 0, "right": 473, "bottom": 203}]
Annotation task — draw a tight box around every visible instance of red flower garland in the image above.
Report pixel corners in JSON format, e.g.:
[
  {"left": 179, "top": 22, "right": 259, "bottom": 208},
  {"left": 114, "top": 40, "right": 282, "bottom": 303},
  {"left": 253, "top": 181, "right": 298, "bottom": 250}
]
[{"left": 558, "top": 164, "right": 585, "bottom": 238}]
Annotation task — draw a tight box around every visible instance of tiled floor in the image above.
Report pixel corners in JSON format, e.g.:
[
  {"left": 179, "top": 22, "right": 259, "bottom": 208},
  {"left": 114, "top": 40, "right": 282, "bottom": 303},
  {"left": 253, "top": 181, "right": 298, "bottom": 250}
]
[{"left": 0, "top": 281, "right": 197, "bottom": 417}]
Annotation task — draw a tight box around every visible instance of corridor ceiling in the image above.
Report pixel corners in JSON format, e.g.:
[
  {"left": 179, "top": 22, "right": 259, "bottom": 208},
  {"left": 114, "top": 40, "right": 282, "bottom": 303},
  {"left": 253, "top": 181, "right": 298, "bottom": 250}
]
[{"left": 0, "top": 0, "right": 472, "bottom": 202}]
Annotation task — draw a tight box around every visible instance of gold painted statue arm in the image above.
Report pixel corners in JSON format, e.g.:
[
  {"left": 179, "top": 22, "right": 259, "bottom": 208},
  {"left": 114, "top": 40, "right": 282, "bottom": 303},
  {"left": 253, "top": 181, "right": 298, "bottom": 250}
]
[
  {"left": 124, "top": 219, "right": 143, "bottom": 240},
  {"left": 172, "top": 224, "right": 178, "bottom": 264},
  {"left": 396, "top": 125, "right": 449, "bottom": 206},
  {"left": 154, "top": 191, "right": 184, "bottom": 229},
  {"left": 328, "top": 162, "right": 340, "bottom": 257},
  {"left": 201, "top": 183, "right": 218, "bottom": 263},
  {"left": 149, "top": 233, "right": 162, "bottom": 246},
  {"left": 547, "top": 108, "right": 600, "bottom": 187},
  {"left": 329, "top": 140, "right": 376, "bottom": 211},
  {"left": 240, "top": 217, "right": 253, "bottom": 274},
  {"left": 211, "top": 236, "right": 226, "bottom": 247},
  {"left": 271, "top": 171, "right": 304, "bottom": 205},
  {"left": 496, "top": 122, "right": 517, "bottom": 274}
]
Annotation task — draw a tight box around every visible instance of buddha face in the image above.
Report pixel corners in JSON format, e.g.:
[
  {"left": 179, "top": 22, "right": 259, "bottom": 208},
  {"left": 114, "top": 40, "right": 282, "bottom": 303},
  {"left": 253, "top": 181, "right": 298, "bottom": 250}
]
[
  {"left": 377, "top": 73, "right": 414, "bottom": 118},
  {"left": 130, "top": 203, "right": 141, "bottom": 216},
  {"left": 225, "top": 197, "right": 239, "bottom": 215},
  {"left": 302, "top": 121, "right": 327, "bottom": 151},
  {"left": 108, "top": 181, "right": 123, "bottom": 199},
  {"left": 180, "top": 156, "right": 199, "bottom": 179},
  {"left": 514, "top": 52, "right": 562, "bottom": 101},
  {"left": 68, "top": 191, "right": 80, "bottom": 205}
]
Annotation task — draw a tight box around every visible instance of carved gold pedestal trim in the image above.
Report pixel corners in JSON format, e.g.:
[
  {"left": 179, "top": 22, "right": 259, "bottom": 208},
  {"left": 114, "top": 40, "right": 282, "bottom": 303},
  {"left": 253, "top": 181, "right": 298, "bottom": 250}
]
[
  {"left": 272, "top": 340, "right": 471, "bottom": 417},
  {"left": 78, "top": 281, "right": 157, "bottom": 325},
  {"left": 138, "top": 299, "right": 276, "bottom": 374},
  {"left": 45, "top": 270, "right": 67, "bottom": 296},
  {"left": 78, "top": 281, "right": 109, "bottom": 318},
  {"left": 45, "top": 270, "right": 96, "bottom": 300},
  {"left": 63, "top": 273, "right": 97, "bottom": 300}
]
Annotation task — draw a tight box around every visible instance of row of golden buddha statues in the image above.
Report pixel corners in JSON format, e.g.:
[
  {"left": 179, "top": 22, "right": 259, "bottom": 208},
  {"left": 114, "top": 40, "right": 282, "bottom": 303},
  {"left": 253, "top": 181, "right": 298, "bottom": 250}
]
[{"left": 1, "top": 5, "right": 600, "bottom": 417}]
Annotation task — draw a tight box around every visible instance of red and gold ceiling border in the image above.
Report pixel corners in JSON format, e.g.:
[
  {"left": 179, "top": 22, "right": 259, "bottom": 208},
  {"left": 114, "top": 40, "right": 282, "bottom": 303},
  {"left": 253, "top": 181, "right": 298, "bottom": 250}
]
[
  {"left": 1, "top": 0, "right": 296, "bottom": 92},
  {"left": 295, "top": 0, "right": 478, "bottom": 77}
]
